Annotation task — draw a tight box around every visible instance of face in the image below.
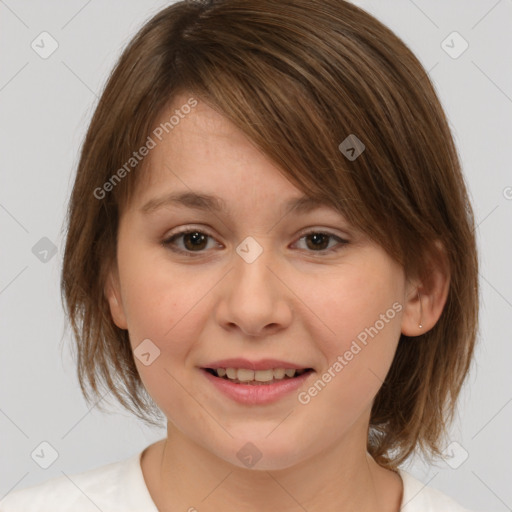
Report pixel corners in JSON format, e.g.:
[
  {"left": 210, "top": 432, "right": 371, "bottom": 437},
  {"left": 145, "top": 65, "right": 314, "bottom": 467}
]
[{"left": 106, "top": 94, "right": 417, "bottom": 470}]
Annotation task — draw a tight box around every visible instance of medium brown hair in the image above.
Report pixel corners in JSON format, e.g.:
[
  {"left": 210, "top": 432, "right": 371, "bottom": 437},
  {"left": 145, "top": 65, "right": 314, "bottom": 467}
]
[{"left": 61, "top": 0, "right": 479, "bottom": 468}]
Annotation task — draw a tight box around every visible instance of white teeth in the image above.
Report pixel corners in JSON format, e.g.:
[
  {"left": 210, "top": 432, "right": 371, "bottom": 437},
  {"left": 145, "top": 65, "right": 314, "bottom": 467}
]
[
  {"left": 273, "top": 368, "right": 286, "bottom": 379},
  {"left": 213, "top": 367, "right": 305, "bottom": 382},
  {"left": 254, "top": 369, "right": 274, "bottom": 382},
  {"left": 237, "top": 369, "right": 254, "bottom": 382},
  {"left": 226, "top": 368, "right": 237, "bottom": 379}
]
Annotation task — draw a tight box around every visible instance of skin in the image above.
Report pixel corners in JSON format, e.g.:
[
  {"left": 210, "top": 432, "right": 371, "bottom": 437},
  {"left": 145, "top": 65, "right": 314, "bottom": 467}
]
[{"left": 105, "top": 93, "right": 449, "bottom": 512}]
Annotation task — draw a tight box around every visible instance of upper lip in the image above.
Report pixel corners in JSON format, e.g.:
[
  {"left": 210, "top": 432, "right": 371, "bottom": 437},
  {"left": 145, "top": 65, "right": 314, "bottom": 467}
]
[{"left": 202, "top": 358, "right": 312, "bottom": 371}]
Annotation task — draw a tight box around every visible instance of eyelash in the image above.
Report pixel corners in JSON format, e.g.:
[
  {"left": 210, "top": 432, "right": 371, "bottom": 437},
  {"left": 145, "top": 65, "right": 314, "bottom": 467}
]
[{"left": 161, "top": 227, "right": 349, "bottom": 258}]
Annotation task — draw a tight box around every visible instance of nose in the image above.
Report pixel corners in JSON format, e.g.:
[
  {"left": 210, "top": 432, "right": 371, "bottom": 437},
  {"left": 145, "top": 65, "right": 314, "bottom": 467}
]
[{"left": 215, "top": 242, "right": 293, "bottom": 338}]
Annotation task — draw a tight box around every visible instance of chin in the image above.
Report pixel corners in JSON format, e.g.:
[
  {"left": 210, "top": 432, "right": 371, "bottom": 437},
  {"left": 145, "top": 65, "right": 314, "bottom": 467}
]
[{"left": 217, "top": 434, "right": 311, "bottom": 472}]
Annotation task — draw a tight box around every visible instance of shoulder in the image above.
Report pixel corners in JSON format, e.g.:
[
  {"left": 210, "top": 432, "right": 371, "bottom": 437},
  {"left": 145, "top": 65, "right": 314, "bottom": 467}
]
[
  {"left": 0, "top": 451, "right": 157, "bottom": 512},
  {"left": 399, "top": 470, "right": 473, "bottom": 512}
]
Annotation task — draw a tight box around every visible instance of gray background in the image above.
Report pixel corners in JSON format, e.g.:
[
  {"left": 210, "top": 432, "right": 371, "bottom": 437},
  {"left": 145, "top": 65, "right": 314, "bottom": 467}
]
[{"left": 1, "top": 1, "right": 511, "bottom": 510}]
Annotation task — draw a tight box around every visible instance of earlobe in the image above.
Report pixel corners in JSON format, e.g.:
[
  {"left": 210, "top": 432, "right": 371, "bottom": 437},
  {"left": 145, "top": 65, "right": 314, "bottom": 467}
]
[
  {"left": 104, "top": 269, "right": 128, "bottom": 330},
  {"left": 401, "top": 243, "right": 451, "bottom": 337}
]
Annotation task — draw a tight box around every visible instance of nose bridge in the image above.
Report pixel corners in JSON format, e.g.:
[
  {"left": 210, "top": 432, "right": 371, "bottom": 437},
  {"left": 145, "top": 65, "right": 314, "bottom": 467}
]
[
  {"left": 217, "top": 235, "right": 292, "bottom": 336},
  {"left": 232, "top": 235, "right": 278, "bottom": 302}
]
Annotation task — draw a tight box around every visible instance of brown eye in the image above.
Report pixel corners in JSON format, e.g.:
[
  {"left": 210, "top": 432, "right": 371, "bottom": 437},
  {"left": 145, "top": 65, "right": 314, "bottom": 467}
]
[
  {"left": 162, "top": 229, "right": 219, "bottom": 255},
  {"left": 295, "top": 232, "right": 348, "bottom": 253},
  {"left": 182, "top": 231, "right": 208, "bottom": 251},
  {"left": 304, "top": 233, "right": 331, "bottom": 251}
]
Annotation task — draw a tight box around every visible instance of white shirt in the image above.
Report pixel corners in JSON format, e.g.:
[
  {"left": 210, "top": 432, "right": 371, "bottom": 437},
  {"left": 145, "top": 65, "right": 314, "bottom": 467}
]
[{"left": 0, "top": 450, "right": 472, "bottom": 511}]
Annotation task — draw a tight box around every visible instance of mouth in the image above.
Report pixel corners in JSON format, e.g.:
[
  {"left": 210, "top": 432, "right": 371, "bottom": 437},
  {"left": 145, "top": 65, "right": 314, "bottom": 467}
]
[{"left": 202, "top": 367, "right": 315, "bottom": 385}]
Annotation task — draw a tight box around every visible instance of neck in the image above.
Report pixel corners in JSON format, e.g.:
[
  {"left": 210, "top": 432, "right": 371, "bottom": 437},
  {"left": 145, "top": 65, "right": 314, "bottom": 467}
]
[{"left": 142, "top": 423, "right": 403, "bottom": 512}]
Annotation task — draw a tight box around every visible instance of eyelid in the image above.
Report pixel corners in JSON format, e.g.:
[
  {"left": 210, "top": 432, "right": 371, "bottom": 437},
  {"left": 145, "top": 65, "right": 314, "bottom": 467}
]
[
  {"left": 294, "top": 225, "right": 349, "bottom": 241},
  {"left": 292, "top": 229, "right": 349, "bottom": 253},
  {"left": 164, "top": 224, "right": 217, "bottom": 239},
  {"left": 161, "top": 225, "right": 222, "bottom": 257}
]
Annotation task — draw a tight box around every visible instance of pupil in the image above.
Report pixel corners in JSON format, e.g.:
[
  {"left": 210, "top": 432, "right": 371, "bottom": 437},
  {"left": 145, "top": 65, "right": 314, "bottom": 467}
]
[
  {"left": 307, "top": 233, "right": 328, "bottom": 250},
  {"left": 185, "top": 232, "right": 207, "bottom": 250}
]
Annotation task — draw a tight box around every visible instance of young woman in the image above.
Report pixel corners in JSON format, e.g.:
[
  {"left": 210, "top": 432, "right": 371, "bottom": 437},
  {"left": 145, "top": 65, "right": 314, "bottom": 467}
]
[{"left": 0, "top": 1, "right": 478, "bottom": 510}]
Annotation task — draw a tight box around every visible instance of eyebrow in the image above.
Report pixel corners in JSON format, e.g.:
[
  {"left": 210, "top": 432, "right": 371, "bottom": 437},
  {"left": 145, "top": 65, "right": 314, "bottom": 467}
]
[{"left": 139, "top": 191, "right": 328, "bottom": 216}]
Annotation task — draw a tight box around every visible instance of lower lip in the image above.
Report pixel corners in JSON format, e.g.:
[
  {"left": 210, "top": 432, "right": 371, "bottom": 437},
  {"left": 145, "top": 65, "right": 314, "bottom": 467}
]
[{"left": 201, "top": 369, "right": 314, "bottom": 405}]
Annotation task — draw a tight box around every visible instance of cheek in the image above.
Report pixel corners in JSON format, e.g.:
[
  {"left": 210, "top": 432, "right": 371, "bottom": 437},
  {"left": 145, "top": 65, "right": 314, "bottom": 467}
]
[
  {"left": 117, "top": 247, "right": 209, "bottom": 343},
  {"left": 306, "top": 261, "right": 403, "bottom": 348},
  {"left": 117, "top": 256, "right": 219, "bottom": 398},
  {"left": 299, "top": 261, "right": 404, "bottom": 406},
  {"left": 122, "top": 266, "right": 212, "bottom": 417}
]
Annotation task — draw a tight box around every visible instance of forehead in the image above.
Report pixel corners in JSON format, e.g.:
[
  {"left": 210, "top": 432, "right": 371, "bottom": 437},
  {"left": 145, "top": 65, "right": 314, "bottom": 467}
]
[
  {"left": 158, "top": 94, "right": 241, "bottom": 142},
  {"left": 130, "top": 96, "right": 315, "bottom": 210}
]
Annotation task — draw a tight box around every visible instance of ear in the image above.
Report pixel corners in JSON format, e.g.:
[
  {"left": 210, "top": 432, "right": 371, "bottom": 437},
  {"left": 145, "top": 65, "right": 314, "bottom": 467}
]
[
  {"left": 401, "top": 241, "right": 450, "bottom": 336},
  {"left": 104, "top": 264, "right": 128, "bottom": 330}
]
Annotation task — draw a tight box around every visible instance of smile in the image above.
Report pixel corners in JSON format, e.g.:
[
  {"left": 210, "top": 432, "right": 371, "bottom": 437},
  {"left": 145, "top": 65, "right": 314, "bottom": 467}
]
[
  {"left": 205, "top": 367, "right": 312, "bottom": 384},
  {"left": 201, "top": 365, "right": 315, "bottom": 405}
]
